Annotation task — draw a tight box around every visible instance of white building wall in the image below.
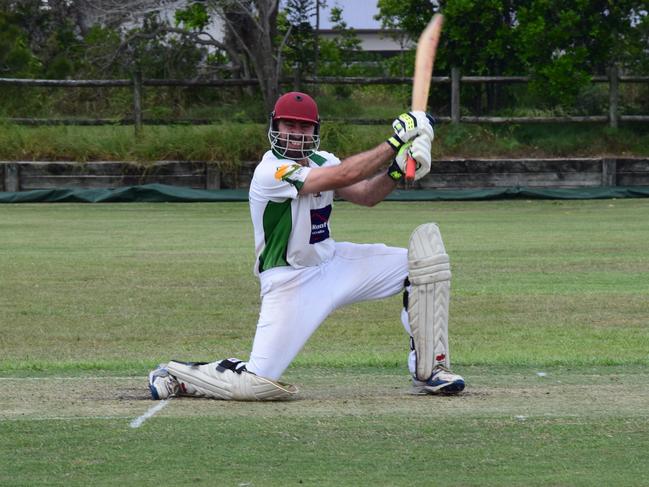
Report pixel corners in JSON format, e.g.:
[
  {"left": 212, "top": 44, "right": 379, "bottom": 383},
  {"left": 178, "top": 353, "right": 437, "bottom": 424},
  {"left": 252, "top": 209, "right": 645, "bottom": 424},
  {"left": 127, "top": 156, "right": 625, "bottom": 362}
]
[{"left": 319, "top": 29, "right": 412, "bottom": 54}]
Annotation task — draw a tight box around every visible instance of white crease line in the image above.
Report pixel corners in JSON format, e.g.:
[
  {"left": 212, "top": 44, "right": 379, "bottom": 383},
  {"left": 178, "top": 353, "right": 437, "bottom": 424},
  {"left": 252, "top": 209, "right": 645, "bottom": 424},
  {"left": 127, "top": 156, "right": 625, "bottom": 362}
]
[
  {"left": 0, "top": 377, "right": 137, "bottom": 380},
  {"left": 129, "top": 399, "right": 171, "bottom": 428},
  {"left": 1, "top": 415, "right": 130, "bottom": 422}
]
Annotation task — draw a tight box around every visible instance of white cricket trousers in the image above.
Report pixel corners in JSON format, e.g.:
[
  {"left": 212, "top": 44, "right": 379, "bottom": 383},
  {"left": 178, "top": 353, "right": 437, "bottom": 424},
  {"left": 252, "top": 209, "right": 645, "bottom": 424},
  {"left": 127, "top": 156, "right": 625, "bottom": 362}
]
[{"left": 247, "top": 242, "right": 409, "bottom": 381}]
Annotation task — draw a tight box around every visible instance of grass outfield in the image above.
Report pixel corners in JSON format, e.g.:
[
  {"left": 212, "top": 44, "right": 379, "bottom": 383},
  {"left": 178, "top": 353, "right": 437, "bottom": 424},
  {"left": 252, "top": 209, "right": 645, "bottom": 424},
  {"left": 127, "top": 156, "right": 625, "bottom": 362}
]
[{"left": 1, "top": 200, "right": 648, "bottom": 486}]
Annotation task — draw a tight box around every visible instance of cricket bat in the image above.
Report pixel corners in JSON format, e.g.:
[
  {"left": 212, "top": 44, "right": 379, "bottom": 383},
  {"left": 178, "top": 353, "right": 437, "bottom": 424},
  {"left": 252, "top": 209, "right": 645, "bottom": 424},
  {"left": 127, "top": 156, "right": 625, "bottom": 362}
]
[{"left": 405, "top": 14, "right": 444, "bottom": 181}]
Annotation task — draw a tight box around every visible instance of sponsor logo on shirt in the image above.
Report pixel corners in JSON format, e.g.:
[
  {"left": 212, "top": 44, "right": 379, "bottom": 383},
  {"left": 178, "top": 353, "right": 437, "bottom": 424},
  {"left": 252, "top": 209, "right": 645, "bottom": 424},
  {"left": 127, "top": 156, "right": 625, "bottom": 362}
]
[
  {"left": 309, "top": 205, "right": 332, "bottom": 244},
  {"left": 274, "top": 163, "right": 302, "bottom": 181}
]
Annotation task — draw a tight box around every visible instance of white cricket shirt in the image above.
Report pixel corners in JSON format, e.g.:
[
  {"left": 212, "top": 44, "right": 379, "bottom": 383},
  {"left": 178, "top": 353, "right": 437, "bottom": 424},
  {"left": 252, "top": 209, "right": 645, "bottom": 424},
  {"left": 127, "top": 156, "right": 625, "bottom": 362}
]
[{"left": 249, "top": 149, "right": 341, "bottom": 275}]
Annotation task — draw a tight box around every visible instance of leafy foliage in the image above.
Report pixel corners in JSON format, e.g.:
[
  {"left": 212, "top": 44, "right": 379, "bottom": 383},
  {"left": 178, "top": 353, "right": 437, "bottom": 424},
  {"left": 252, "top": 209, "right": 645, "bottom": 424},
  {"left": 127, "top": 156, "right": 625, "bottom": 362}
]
[
  {"left": 278, "top": 0, "right": 318, "bottom": 80},
  {"left": 318, "top": 6, "right": 365, "bottom": 76},
  {"left": 175, "top": 2, "right": 210, "bottom": 30},
  {"left": 375, "top": 0, "right": 649, "bottom": 108},
  {"left": 0, "top": 0, "right": 647, "bottom": 117},
  {"left": 514, "top": 0, "right": 648, "bottom": 105},
  {"left": 0, "top": 10, "right": 41, "bottom": 77}
]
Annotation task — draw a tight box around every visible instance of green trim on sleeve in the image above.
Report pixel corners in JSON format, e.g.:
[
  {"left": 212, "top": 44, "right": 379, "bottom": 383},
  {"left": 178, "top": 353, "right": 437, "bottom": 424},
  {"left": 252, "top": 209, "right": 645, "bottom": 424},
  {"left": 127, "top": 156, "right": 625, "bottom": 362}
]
[
  {"left": 308, "top": 152, "right": 327, "bottom": 166},
  {"left": 284, "top": 177, "right": 304, "bottom": 190}
]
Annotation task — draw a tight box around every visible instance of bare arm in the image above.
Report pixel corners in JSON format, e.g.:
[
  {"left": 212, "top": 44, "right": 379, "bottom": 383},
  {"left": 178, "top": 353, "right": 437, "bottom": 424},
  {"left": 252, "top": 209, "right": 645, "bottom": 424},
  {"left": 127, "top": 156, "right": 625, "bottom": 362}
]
[
  {"left": 299, "top": 142, "right": 394, "bottom": 195},
  {"left": 335, "top": 172, "right": 398, "bottom": 207}
]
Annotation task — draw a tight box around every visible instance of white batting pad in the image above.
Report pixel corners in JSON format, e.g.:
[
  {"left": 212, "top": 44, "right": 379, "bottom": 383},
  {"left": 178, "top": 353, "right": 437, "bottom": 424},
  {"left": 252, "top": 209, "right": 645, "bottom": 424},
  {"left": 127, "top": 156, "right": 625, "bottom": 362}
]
[
  {"left": 408, "top": 223, "right": 451, "bottom": 380},
  {"left": 167, "top": 360, "right": 298, "bottom": 401}
]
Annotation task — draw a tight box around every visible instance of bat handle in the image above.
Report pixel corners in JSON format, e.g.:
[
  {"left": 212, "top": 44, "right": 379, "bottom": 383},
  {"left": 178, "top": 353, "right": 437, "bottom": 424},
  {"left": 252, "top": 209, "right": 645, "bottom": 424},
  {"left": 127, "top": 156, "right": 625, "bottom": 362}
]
[{"left": 405, "top": 154, "right": 416, "bottom": 181}]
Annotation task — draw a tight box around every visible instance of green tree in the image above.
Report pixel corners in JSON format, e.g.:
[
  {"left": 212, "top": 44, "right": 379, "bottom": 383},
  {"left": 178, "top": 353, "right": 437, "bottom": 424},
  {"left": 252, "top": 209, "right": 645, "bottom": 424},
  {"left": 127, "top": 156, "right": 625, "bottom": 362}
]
[
  {"left": 0, "top": 9, "right": 40, "bottom": 77},
  {"left": 376, "top": 0, "right": 523, "bottom": 112},
  {"left": 1, "top": 0, "right": 85, "bottom": 78},
  {"left": 515, "top": 0, "right": 649, "bottom": 105},
  {"left": 278, "top": 0, "right": 319, "bottom": 87},
  {"left": 169, "top": 0, "right": 285, "bottom": 112},
  {"left": 376, "top": 0, "right": 649, "bottom": 110},
  {"left": 318, "top": 6, "right": 362, "bottom": 75}
]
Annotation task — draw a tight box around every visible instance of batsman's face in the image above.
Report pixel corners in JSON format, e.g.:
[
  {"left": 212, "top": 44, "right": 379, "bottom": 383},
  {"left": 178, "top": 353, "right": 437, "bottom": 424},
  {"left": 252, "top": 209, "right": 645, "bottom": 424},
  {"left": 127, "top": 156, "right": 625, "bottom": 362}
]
[{"left": 277, "top": 119, "right": 317, "bottom": 160}]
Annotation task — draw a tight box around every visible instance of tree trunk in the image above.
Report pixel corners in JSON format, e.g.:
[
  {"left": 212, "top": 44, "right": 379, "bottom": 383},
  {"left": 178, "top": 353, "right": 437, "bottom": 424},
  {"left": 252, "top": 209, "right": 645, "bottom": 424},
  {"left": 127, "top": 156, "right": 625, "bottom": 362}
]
[
  {"left": 252, "top": 0, "right": 281, "bottom": 113},
  {"left": 217, "top": 0, "right": 281, "bottom": 114}
]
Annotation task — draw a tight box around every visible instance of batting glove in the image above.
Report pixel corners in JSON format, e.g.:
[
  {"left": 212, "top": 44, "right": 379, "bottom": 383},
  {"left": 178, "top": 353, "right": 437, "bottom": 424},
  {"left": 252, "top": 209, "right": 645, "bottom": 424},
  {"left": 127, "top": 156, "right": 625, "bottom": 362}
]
[
  {"left": 386, "top": 111, "right": 435, "bottom": 152},
  {"left": 387, "top": 134, "right": 432, "bottom": 182}
]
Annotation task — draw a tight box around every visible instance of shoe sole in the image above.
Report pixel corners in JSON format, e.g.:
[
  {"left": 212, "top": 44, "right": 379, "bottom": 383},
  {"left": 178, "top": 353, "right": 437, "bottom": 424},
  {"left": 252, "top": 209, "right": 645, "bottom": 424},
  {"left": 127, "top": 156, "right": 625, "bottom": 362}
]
[{"left": 423, "top": 379, "right": 465, "bottom": 395}]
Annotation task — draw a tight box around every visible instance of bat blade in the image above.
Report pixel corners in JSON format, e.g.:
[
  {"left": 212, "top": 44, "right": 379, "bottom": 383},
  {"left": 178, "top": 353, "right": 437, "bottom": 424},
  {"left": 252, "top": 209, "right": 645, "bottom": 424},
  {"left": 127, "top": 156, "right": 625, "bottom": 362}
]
[
  {"left": 406, "top": 14, "right": 443, "bottom": 181},
  {"left": 412, "top": 14, "right": 443, "bottom": 111}
]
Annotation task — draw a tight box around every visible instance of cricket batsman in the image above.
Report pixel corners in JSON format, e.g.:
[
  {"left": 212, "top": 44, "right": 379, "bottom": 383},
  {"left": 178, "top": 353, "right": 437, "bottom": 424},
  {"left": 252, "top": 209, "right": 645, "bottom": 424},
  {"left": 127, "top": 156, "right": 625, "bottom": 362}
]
[{"left": 148, "top": 91, "right": 465, "bottom": 400}]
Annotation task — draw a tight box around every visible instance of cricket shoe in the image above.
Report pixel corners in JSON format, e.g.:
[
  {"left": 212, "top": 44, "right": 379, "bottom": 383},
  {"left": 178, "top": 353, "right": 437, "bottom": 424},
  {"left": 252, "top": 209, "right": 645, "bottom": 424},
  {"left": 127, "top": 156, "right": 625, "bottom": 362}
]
[
  {"left": 148, "top": 363, "right": 180, "bottom": 400},
  {"left": 412, "top": 365, "right": 465, "bottom": 395}
]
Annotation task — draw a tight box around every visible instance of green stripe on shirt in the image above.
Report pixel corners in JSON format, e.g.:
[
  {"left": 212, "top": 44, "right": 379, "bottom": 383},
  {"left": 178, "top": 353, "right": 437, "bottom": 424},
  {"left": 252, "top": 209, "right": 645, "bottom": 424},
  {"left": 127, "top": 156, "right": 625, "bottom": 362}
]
[{"left": 258, "top": 199, "right": 293, "bottom": 273}]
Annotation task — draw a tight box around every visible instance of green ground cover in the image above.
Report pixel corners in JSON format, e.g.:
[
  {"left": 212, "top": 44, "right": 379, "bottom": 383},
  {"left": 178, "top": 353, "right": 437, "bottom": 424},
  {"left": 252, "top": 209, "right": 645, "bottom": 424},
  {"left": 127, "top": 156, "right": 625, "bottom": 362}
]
[
  {"left": 1, "top": 200, "right": 648, "bottom": 485},
  {"left": 1, "top": 122, "right": 648, "bottom": 163}
]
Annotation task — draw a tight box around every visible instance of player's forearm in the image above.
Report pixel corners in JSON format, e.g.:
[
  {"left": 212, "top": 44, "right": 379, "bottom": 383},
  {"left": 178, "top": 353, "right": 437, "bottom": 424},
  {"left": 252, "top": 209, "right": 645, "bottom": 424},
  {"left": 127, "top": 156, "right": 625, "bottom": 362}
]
[
  {"left": 338, "top": 142, "right": 395, "bottom": 182},
  {"left": 364, "top": 173, "right": 399, "bottom": 205},
  {"left": 301, "top": 142, "right": 394, "bottom": 194},
  {"left": 335, "top": 169, "right": 398, "bottom": 206}
]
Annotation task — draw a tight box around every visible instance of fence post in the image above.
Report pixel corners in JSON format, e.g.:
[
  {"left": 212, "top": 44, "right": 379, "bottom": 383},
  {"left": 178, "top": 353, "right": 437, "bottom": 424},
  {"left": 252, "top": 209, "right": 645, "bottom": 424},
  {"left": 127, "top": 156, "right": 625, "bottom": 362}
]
[
  {"left": 206, "top": 163, "right": 221, "bottom": 190},
  {"left": 608, "top": 65, "right": 619, "bottom": 129},
  {"left": 4, "top": 163, "right": 19, "bottom": 192},
  {"left": 601, "top": 158, "right": 617, "bottom": 187},
  {"left": 133, "top": 70, "right": 143, "bottom": 136},
  {"left": 451, "top": 67, "right": 461, "bottom": 124}
]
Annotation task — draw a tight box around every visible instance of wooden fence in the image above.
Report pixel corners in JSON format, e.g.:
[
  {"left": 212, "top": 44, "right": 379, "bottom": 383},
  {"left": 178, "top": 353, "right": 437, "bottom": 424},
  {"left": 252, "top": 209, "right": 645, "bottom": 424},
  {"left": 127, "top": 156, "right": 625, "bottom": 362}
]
[
  {"left": 1, "top": 68, "right": 648, "bottom": 134},
  {"left": 2, "top": 158, "right": 648, "bottom": 193}
]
